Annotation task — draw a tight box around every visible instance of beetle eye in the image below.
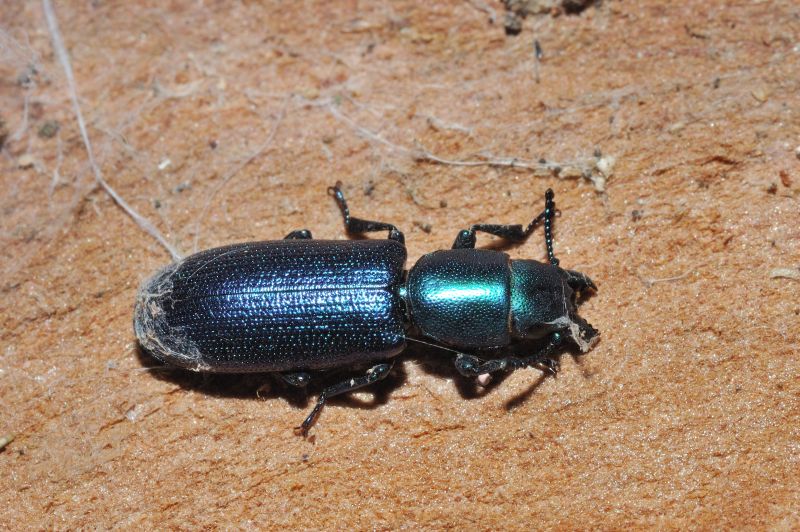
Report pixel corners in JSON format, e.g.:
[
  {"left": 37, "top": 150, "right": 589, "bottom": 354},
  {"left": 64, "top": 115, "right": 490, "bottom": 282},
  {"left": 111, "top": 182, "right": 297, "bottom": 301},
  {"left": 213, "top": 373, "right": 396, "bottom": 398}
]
[{"left": 551, "top": 331, "right": 564, "bottom": 345}]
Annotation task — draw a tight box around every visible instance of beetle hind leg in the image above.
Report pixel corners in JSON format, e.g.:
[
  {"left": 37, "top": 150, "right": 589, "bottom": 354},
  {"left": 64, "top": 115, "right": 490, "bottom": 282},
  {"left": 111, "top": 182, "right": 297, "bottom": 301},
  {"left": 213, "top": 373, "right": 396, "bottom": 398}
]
[{"left": 294, "top": 361, "right": 394, "bottom": 437}]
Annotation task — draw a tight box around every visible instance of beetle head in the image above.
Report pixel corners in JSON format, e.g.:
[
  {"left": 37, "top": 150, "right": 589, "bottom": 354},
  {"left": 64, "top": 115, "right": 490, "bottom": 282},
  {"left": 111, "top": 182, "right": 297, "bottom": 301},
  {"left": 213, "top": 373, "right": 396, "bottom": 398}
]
[{"left": 509, "top": 260, "right": 598, "bottom": 352}]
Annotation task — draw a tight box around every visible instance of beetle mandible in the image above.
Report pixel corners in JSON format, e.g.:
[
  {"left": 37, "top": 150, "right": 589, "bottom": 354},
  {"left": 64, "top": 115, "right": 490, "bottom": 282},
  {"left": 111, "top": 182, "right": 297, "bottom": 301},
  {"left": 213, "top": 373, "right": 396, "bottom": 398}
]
[{"left": 134, "top": 183, "right": 598, "bottom": 436}]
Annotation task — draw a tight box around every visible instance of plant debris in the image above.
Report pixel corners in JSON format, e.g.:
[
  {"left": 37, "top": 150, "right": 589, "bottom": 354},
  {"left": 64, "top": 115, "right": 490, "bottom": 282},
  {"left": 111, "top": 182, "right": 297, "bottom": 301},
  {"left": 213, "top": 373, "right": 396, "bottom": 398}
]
[
  {"left": 0, "top": 116, "right": 8, "bottom": 149},
  {"left": 38, "top": 120, "right": 60, "bottom": 139},
  {"left": 769, "top": 268, "right": 800, "bottom": 281},
  {"left": 503, "top": 0, "right": 598, "bottom": 35}
]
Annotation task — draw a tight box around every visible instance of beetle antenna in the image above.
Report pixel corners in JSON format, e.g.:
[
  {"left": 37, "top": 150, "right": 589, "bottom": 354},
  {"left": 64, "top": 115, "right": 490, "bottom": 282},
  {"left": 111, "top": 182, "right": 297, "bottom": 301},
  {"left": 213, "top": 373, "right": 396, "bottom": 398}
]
[
  {"left": 544, "top": 189, "right": 559, "bottom": 266},
  {"left": 405, "top": 336, "right": 467, "bottom": 355}
]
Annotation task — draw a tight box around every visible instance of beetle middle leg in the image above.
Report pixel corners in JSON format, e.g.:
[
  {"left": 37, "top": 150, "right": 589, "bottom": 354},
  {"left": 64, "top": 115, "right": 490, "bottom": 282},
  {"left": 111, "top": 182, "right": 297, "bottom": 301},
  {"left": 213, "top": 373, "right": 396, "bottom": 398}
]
[
  {"left": 328, "top": 182, "right": 405, "bottom": 243},
  {"left": 280, "top": 371, "right": 312, "bottom": 387},
  {"left": 295, "top": 361, "right": 394, "bottom": 437},
  {"left": 284, "top": 230, "right": 313, "bottom": 239}
]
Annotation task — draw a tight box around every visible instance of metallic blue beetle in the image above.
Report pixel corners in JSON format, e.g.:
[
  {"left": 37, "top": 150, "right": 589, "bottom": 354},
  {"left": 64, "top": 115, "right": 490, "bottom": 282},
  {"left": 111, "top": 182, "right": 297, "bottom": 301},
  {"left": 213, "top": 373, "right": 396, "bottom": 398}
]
[{"left": 134, "top": 184, "right": 598, "bottom": 435}]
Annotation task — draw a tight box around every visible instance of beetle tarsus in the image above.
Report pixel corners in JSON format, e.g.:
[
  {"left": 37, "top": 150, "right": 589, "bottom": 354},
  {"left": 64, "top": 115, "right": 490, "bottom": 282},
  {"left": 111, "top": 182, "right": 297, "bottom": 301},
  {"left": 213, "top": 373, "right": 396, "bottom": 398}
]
[
  {"left": 295, "top": 362, "right": 394, "bottom": 438},
  {"left": 295, "top": 390, "right": 327, "bottom": 437}
]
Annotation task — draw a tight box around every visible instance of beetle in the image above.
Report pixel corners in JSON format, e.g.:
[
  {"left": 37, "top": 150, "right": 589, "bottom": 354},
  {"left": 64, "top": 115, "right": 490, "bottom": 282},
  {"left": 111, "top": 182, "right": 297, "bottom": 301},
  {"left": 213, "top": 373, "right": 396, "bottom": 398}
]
[{"left": 134, "top": 183, "right": 598, "bottom": 436}]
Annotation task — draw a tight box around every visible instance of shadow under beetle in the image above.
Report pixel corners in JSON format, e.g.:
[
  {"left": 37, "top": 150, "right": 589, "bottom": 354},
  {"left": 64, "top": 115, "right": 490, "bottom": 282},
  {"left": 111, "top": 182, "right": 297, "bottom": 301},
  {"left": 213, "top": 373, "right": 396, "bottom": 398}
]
[{"left": 134, "top": 184, "right": 598, "bottom": 436}]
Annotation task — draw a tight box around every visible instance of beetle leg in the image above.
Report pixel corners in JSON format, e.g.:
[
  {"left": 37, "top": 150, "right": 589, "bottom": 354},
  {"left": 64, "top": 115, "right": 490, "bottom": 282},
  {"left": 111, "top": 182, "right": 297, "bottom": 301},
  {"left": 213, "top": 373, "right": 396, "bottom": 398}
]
[
  {"left": 455, "top": 353, "right": 502, "bottom": 376},
  {"left": 294, "top": 361, "right": 394, "bottom": 437},
  {"left": 328, "top": 182, "right": 405, "bottom": 244},
  {"left": 280, "top": 371, "right": 312, "bottom": 387},
  {"left": 451, "top": 189, "right": 557, "bottom": 252},
  {"left": 284, "top": 230, "right": 313, "bottom": 239},
  {"left": 454, "top": 345, "right": 560, "bottom": 379},
  {"left": 452, "top": 223, "right": 539, "bottom": 249}
]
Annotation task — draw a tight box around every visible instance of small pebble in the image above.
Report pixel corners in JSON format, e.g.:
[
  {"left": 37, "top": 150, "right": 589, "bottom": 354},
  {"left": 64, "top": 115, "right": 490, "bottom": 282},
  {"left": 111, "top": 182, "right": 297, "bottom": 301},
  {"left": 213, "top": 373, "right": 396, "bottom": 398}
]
[
  {"left": 476, "top": 373, "right": 492, "bottom": 387},
  {"left": 17, "top": 154, "right": 35, "bottom": 169},
  {"left": 751, "top": 88, "right": 768, "bottom": 102},
  {"left": 596, "top": 154, "right": 616, "bottom": 176},
  {"left": 38, "top": 120, "right": 60, "bottom": 139}
]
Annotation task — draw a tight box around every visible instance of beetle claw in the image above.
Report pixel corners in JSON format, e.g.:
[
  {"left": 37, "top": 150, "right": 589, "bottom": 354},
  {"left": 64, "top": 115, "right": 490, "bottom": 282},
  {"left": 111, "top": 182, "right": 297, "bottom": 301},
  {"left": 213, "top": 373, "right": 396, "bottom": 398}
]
[{"left": 536, "top": 358, "right": 560, "bottom": 376}]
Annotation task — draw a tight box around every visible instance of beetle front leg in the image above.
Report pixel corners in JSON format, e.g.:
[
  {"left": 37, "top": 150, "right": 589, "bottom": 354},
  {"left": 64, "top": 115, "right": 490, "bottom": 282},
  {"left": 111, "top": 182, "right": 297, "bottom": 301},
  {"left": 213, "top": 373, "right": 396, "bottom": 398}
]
[
  {"left": 451, "top": 189, "right": 557, "bottom": 253},
  {"left": 294, "top": 361, "right": 394, "bottom": 437},
  {"left": 454, "top": 344, "right": 560, "bottom": 381},
  {"left": 455, "top": 353, "right": 558, "bottom": 378},
  {"left": 452, "top": 224, "right": 536, "bottom": 249},
  {"left": 328, "top": 182, "right": 405, "bottom": 243},
  {"left": 455, "top": 353, "right": 511, "bottom": 376}
]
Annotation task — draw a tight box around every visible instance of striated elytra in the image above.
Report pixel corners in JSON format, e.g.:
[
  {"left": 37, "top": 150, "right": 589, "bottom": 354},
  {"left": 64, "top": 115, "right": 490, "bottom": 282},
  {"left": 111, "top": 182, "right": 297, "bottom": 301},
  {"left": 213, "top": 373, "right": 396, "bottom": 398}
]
[{"left": 134, "top": 183, "right": 598, "bottom": 436}]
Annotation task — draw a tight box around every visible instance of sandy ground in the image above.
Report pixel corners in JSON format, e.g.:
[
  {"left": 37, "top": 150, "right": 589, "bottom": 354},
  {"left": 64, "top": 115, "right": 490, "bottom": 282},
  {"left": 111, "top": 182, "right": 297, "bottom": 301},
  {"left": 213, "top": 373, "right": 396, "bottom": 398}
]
[{"left": 1, "top": 0, "right": 798, "bottom": 528}]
